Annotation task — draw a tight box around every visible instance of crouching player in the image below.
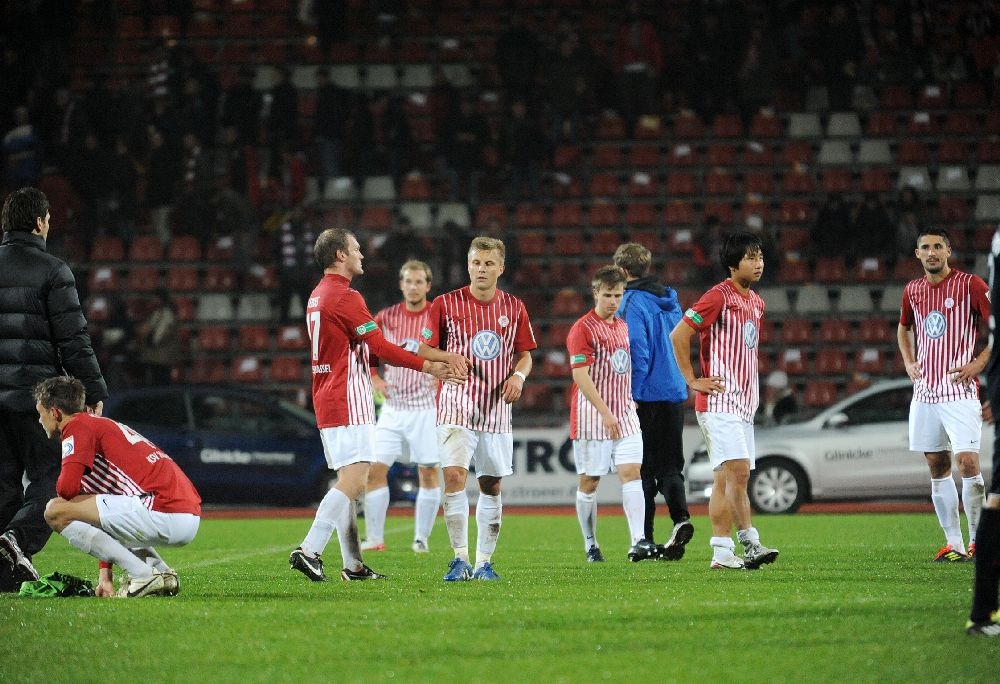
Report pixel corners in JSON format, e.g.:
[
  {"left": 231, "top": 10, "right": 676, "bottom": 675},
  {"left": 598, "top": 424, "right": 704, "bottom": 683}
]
[
  {"left": 36, "top": 377, "right": 200, "bottom": 597},
  {"left": 568, "top": 265, "right": 656, "bottom": 563}
]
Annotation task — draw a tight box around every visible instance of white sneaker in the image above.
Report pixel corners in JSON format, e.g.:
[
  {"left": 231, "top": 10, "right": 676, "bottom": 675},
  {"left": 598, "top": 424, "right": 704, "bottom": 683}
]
[
  {"left": 360, "top": 539, "right": 386, "bottom": 552},
  {"left": 710, "top": 553, "right": 745, "bottom": 570},
  {"left": 124, "top": 572, "right": 167, "bottom": 598},
  {"left": 411, "top": 539, "right": 429, "bottom": 553},
  {"left": 162, "top": 570, "right": 179, "bottom": 596}
]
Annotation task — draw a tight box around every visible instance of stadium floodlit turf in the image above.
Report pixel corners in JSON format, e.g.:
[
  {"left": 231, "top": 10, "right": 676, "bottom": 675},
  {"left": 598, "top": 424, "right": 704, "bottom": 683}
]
[{"left": 1, "top": 512, "right": 997, "bottom": 682}]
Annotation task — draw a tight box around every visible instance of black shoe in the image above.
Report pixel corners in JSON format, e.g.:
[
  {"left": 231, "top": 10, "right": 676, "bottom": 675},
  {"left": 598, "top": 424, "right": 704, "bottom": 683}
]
[
  {"left": 289, "top": 548, "right": 327, "bottom": 581},
  {"left": 341, "top": 564, "right": 387, "bottom": 581},
  {"left": 627, "top": 539, "right": 658, "bottom": 562},
  {"left": 586, "top": 545, "right": 605, "bottom": 563},
  {"left": 0, "top": 531, "right": 39, "bottom": 588},
  {"left": 658, "top": 520, "right": 695, "bottom": 561}
]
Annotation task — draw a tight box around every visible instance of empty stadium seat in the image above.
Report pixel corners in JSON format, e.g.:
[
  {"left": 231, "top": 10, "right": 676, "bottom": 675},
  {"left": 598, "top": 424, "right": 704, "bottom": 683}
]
[
  {"left": 897, "top": 166, "right": 932, "bottom": 191},
  {"left": 779, "top": 347, "right": 808, "bottom": 375},
  {"left": 238, "top": 325, "right": 270, "bottom": 351},
  {"left": 129, "top": 235, "right": 164, "bottom": 262},
  {"left": 270, "top": 355, "right": 304, "bottom": 382},
  {"left": 780, "top": 318, "right": 812, "bottom": 345},
  {"left": 853, "top": 347, "right": 885, "bottom": 374},
  {"left": 196, "top": 294, "right": 234, "bottom": 321},
  {"left": 197, "top": 326, "right": 231, "bottom": 352},
  {"left": 87, "top": 266, "right": 119, "bottom": 292},
  {"left": 236, "top": 294, "right": 273, "bottom": 321},
  {"left": 126, "top": 266, "right": 161, "bottom": 292},
  {"left": 168, "top": 235, "right": 202, "bottom": 261},
  {"left": 816, "top": 349, "right": 849, "bottom": 375},
  {"left": 90, "top": 236, "right": 125, "bottom": 262},
  {"left": 788, "top": 113, "right": 822, "bottom": 138},
  {"left": 794, "top": 284, "right": 831, "bottom": 314},
  {"left": 826, "top": 112, "right": 862, "bottom": 137},
  {"left": 819, "top": 318, "right": 852, "bottom": 343},
  {"left": 936, "top": 166, "right": 971, "bottom": 192},
  {"left": 803, "top": 380, "right": 838, "bottom": 407},
  {"left": 897, "top": 139, "right": 929, "bottom": 164},
  {"left": 232, "top": 355, "right": 264, "bottom": 382},
  {"left": 856, "top": 139, "right": 893, "bottom": 165},
  {"left": 837, "top": 285, "right": 875, "bottom": 314}
]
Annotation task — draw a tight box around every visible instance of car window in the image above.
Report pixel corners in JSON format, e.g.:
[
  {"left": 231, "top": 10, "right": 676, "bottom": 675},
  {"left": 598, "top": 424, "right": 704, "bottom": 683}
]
[
  {"left": 840, "top": 387, "right": 912, "bottom": 425},
  {"left": 113, "top": 393, "right": 188, "bottom": 430},
  {"left": 192, "top": 394, "right": 311, "bottom": 437}
]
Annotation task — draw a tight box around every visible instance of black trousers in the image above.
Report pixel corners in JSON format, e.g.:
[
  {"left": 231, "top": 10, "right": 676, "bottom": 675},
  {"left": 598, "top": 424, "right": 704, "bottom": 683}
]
[
  {"left": 0, "top": 411, "right": 61, "bottom": 556},
  {"left": 969, "top": 372, "right": 1000, "bottom": 622},
  {"left": 636, "top": 400, "right": 689, "bottom": 541}
]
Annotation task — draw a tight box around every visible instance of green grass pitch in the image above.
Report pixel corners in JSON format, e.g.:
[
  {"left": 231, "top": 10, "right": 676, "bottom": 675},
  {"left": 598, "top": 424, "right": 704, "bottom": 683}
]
[{"left": 1, "top": 512, "right": 997, "bottom": 683}]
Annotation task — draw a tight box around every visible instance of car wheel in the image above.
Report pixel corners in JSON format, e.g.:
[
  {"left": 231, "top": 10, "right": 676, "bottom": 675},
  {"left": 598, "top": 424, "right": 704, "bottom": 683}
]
[{"left": 748, "top": 459, "right": 807, "bottom": 514}]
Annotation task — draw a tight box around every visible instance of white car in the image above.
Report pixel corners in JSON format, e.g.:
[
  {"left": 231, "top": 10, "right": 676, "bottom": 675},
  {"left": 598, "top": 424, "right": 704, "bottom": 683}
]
[{"left": 686, "top": 378, "right": 995, "bottom": 514}]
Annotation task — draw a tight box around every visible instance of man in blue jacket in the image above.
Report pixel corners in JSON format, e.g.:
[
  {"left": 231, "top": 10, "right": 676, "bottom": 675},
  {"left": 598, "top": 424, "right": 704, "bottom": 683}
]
[{"left": 613, "top": 243, "right": 693, "bottom": 559}]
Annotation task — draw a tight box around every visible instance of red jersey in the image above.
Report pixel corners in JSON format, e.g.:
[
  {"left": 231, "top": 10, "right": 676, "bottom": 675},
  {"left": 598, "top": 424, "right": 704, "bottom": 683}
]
[
  {"left": 374, "top": 301, "right": 437, "bottom": 411},
  {"left": 567, "top": 310, "right": 640, "bottom": 440},
  {"left": 900, "top": 268, "right": 990, "bottom": 402},
  {"left": 423, "top": 286, "right": 537, "bottom": 432},
  {"left": 307, "top": 274, "right": 425, "bottom": 428},
  {"left": 681, "top": 280, "right": 765, "bottom": 421},
  {"left": 56, "top": 413, "right": 201, "bottom": 515}
]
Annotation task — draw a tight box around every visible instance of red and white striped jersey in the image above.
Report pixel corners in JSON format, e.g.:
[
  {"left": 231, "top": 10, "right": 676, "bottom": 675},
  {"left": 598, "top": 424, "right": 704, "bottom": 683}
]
[
  {"left": 900, "top": 268, "right": 990, "bottom": 402},
  {"left": 567, "top": 310, "right": 640, "bottom": 440},
  {"left": 681, "top": 280, "right": 765, "bottom": 421},
  {"left": 374, "top": 301, "right": 437, "bottom": 411},
  {"left": 57, "top": 413, "right": 201, "bottom": 515},
  {"left": 307, "top": 274, "right": 424, "bottom": 429},
  {"left": 423, "top": 286, "right": 537, "bottom": 432}
]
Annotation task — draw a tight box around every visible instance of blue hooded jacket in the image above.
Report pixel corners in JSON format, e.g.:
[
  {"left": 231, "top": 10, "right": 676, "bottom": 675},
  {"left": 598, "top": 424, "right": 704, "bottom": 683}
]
[{"left": 618, "top": 276, "right": 689, "bottom": 403}]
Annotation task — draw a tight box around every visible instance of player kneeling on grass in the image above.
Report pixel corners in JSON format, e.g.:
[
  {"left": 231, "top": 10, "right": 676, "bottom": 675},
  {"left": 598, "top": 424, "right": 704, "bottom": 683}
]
[
  {"left": 35, "top": 377, "right": 201, "bottom": 598},
  {"left": 568, "top": 265, "right": 657, "bottom": 563}
]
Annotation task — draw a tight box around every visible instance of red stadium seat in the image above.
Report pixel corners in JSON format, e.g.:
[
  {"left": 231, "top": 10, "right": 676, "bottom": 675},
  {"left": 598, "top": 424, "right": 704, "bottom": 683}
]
[
  {"left": 232, "top": 355, "right": 265, "bottom": 382},
  {"left": 514, "top": 203, "right": 547, "bottom": 228},
  {"left": 777, "top": 259, "right": 810, "bottom": 285},
  {"left": 860, "top": 168, "right": 892, "bottom": 193},
  {"left": 803, "top": 380, "right": 838, "bottom": 408},
  {"left": 666, "top": 172, "right": 697, "bottom": 196},
  {"left": 853, "top": 347, "right": 885, "bottom": 374},
  {"left": 589, "top": 173, "right": 621, "bottom": 198},
  {"left": 897, "top": 140, "right": 929, "bottom": 164},
  {"left": 238, "top": 325, "right": 270, "bottom": 351},
  {"left": 673, "top": 112, "right": 704, "bottom": 139},
  {"left": 87, "top": 266, "right": 119, "bottom": 292},
  {"left": 781, "top": 141, "right": 814, "bottom": 166},
  {"left": 197, "top": 326, "right": 231, "bottom": 352},
  {"left": 780, "top": 318, "right": 812, "bottom": 345},
  {"left": 519, "top": 384, "right": 554, "bottom": 412},
  {"left": 749, "top": 112, "right": 784, "bottom": 138},
  {"left": 783, "top": 170, "right": 816, "bottom": 194},
  {"left": 779, "top": 348, "right": 808, "bottom": 375},
  {"left": 624, "top": 203, "right": 657, "bottom": 226},
  {"left": 627, "top": 172, "right": 657, "bottom": 197},
  {"left": 819, "top": 319, "right": 852, "bottom": 344},
  {"left": 663, "top": 201, "right": 695, "bottom": 226},
  {"left": 90, "top": 236, "right": 125, "bottom": 263},
  {"left": 704, "top": 169, "right": 735, "bottom": 195},
  {"left": 203, "top": 266, "right": 237, "bottom": 291},
  {"left": 706, "top": 143, "right": 737, "bottom": 166},
  {"left": 854, "top": 256, "right": 887, "bottom": 282},
  {"left": 668, "top": 143, "right": 699, "bottom": 167},
  {"left": 630, "top": 145, "right": 661, "bottom": 168},
  {"left": 591, "top": 145, "right": 624, "bottom": 168},
  {"left": 744, "top": 171, "right": 775, "bottom": 195},
  {"left": 167, "top": 235, "right": 202, "bottom": 261},
  {"left": 588, "top": 203, "right": 619, "bottom": 228},
  {"left": 270, "top": 355, "right": 304, "bottom": 382},
  {"left": 814, "top": 257, "right": 848, "bottom": 283},
  {"left": 126, "top": 266, "right": 161, "bottom": 292},
  {"left": 816, "top": 349, "right": 849, "bottom": 375},
  {"left": 778, "top": 200, "right": 811, "bottom": 226},
  {"left": 551, "top": 202, "right": 583, "bottom": 228},
  {"left": 711, "top": 114, "right": 743, "bottom": 138},
  {"left": 858, "top": 316, "right": 894, "bottom": 343},
  {"left": 552, "top": 288, "right": 585, "bottom": 317},
  {"left": 475, "top": 203, "right": 508, "bottom": 228},
  {"left": 518, "top": 231, "right": 548, "bottom": 257},
  {"left": 743, "top": 142, "right": 775, "bottom": 166},
  {"left": 129, "top": 235, "right": 163, "bottom": 262}
]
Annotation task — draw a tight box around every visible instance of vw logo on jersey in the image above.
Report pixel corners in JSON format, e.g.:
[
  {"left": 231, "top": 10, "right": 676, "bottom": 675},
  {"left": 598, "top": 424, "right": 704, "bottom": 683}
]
[
  {"left": 743, "top": 320, "right": 759, "bottom": 349},
  {"left": 401, "top": 338, "right": 420, "bottom": 353},
  {"left": 924, "top": 310, "right": 947, "bottom": 339},
  {"left": 610, "top": 348, "right": 630, "bottom": 374},
  {"left": 471, "top": 330, "right": 503, "bottom": 361}
]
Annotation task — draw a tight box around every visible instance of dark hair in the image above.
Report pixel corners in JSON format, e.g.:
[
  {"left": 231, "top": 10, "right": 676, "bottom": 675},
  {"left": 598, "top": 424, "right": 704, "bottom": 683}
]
[
  {"left": 916, "top": 228, "right": 950, "bottom": 246},
  {"left": 721, "top": 232, "right": 763, "bottom": 272},
  {"left": 591, "top": 265, "right": 627, "bottom": 291},
  {"left": 314, "top": 227, "right": 354, "bottom": 269},
  {"left": 1, "top": 187, "right": 50, "bottom": 233},
  {"left": 33, "top": 377, "right": 86, "bottom": 414}
]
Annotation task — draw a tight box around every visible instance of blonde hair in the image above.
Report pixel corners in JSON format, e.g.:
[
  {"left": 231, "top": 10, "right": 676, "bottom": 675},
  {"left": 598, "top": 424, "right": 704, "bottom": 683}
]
[
  {"left": 399, "top": 259, "right": 433, "bottom": 283},
  {"left": 468, "top": 236, "right": 505, "bottom": 262},
  {"left": 612, "top": 242, "right": 651, "bottom": 277}
]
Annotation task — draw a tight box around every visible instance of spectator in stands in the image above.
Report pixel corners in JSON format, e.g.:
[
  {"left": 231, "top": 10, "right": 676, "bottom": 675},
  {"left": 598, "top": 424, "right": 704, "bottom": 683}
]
[
  {"left": 265, "top": 66, "right": 299, "bottom": 175},
  {"left": 345, "top": 91, "right": 376, "bottom": 188},
  {"left": 692, "top": 216, "right": 724, "bottom": 286},
  {"left": 3, "top": 106, "right": 41, "bottom": 191},
  {"left": 815, "top": 1, "right": 863, "bottom": 109},
  {"left": 219, "top": 67, "right": 261, "bottom": 148},
  {"left": 495, "top": 12, "right": 543, "bottom": 103},
  {"left": 177, "top": 75, "right": 213, "bottom": 148},
  {"left": 437, "top": 94, "right": 489, "bottom": 206},
  {"left": 438, "top": 219, "right": 472, "bottom": 293},
  {"left": 613, "top": 1, "right": 663, "bottom": 130},
  {"left": 381, "top": 94, "right": 414, "bottom": 193},
  {"left": 143, "top": 125, "right": 180, "bottom": 245},
  {"left": 810, "top": 193, "right": 853, "bottom": 263},
  {"left": 852, "top": 191, "right": 896, "bottom": 264},
  {"left": 428, "top": 65, "right": 459, "bottom": 142},
  {"left": 40, "top": 88, "right": 89, "bottom": 171},
  {"left": 68, "top": 131, "right": 115, "bottom": 238},
  {"left": 276, "top": 206, "right": 318, "bottom": 322},
  {"left": 103, "top": 135, "right": 139, "bottom": 239},
  {"left": 313, "top": 67, "right": 350, "bottom": 187},
  {"left": 135, "top": 290, "right": 182, "bottom": 386},
  {"left": 180, "top": 131, "right": 211, "bottom": 195},
  {"left": 760, "top": 370, "right": 798, "bottom": 426},
  {"left": 313, "top": 0, "right": 349, "bottom": 54},
  {"left": 546, "top": 31, "right": 598, "bottom": 144},
  {"left": 500, "top": 99, "right": 547, "bottom": 203},
  {"left": 736, "top": 25, "right": 779, "bottom": 126},
  {"left": 214, "top": 124, "right": 250, "bottom": 199},
  {"left": 92, "top": 294, "right": 134, "bottom": 391},
  {"left": 895, "top": 186, "right": 926, "bottom": 256}
]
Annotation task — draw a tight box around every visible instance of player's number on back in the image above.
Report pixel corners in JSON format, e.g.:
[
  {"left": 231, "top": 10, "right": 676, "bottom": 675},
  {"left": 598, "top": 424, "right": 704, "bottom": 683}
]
[{"left": 307, "top": 311, "right": 321, "bottom": 361}]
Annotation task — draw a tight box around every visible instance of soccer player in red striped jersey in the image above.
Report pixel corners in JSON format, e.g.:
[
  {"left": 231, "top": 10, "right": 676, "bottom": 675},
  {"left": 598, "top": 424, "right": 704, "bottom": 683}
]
[
  {"left": 423, "top": 236, "right": 537, "bottom": 581},
  {"left": 34, "top": 377, "right": 200, "bottom": 598},
  {"left": 567, "top": 266, "right": 655, "bottom": 563},
  {"left": 670, "top": 232, "right": 779, "bottom": 570},
  {"left": 361, "top": 260, "right": 441, "bottom": 554},
  {"left": 289, "top": 228, "right": 468, "bottom": 583},
  {"left": 898, "top": 228, "right": 990, "bottom": 562}
]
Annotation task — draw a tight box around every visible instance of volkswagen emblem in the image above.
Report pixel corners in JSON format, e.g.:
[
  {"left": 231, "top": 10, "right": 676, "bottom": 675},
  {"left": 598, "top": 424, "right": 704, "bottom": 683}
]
[
  {"left": 924, "top": 311, "right": 947, "bottom": 339},
  {"left": 471, "top": 330, "right": 503, "bottom": 360}
]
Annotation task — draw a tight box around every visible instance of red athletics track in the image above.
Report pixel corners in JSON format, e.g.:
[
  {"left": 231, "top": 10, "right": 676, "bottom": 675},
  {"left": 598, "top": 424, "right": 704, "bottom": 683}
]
[{"left": 203, "top": 501, "right": 934, "bottom": 520}]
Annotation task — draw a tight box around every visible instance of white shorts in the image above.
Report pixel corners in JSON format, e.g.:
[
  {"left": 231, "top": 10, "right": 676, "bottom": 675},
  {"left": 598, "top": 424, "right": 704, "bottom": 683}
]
[
  {"left": 319, "top": 424, "right": 376, "bottom": 470},
  {"left": 374, "top": 405, "right": 438, "bottom": 467},
  {"left": 96, "top": 495, "right": 200, "bottom": 548},
  {"left": 908, "top": 399, "right": 982, "bottom": 453},
  {"left": 573, "top": 433, "right": 643, "bottom": 476},
  {"left": 437, "top": 425, "right": 513, "bottom": 478},
  {"left": 696, "top": 411, "right": 756, "bottom": 470}
]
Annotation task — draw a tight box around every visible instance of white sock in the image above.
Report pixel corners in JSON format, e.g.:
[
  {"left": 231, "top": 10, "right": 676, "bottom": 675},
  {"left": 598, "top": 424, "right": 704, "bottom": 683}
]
[
  {"left": 963, "top": 474, "right": 986, "bottom": 544},
  {"left": 475, "top": 493, "right": 502, "bottom": 566},
  {"left": 131, "top": 546, "right": 170, "bottom": 572},
  {"left": 302, "top": 487, "right": 350, "bottom": 558},
  {"left": 443, "top": 490, "right": 469, "bottom": 562},
  {"left": 363, "top": 485, "right": 390, "bottom": 544},
  {"left": 621, "top": 480, "right": 645, "bottom": 545},
  {"left": 61, "top": 521, "right": 151, "bottom": 578},
  {"left": 576, "top": 489, "right": 598, "bottom": 550},
  {"left": 710, "top": 536, "right": 737, "bottom": 559},
  {"left": 931, "top": 477, "right": 965, "bottom": 551},
  {"left": 737, "top": 527, "right": 760, "bottom": 548},
  {"left": 414, "top": 486, "right": 441, "bottom": 542}
]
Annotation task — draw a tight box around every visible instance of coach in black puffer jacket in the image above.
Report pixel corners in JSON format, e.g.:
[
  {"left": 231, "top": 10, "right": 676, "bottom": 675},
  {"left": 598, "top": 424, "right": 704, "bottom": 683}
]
[{"left": 0, "top": 187, "right": 107, "bottom": 590}]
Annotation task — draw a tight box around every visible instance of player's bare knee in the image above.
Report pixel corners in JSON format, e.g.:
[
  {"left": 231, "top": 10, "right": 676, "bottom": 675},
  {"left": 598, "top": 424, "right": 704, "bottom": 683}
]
[
  {"left": 478, "top": 475, "right": 501, "bottom": 495},
  {"left": 955, "top": 452, "right": 981, "bottom": 477},
  {"left": 43, "top": 498, "right": 70, "bottom": 531}
]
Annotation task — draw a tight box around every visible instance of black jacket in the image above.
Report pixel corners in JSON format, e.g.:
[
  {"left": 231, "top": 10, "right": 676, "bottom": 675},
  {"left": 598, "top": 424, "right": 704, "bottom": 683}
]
[{"left": 0, "top": 231, "right": 108, "bottom": 412}]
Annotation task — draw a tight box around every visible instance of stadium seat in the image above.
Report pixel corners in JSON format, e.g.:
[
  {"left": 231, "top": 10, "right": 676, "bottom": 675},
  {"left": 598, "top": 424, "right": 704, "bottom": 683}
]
[
  {"left": 818, "top": 140, "right": 853, "bottom": 165},
  {"left": 552, "top": 288, "right": 585, "bottom": 317},
  {"left": 519, "top": 384, "right": 554, "bottom": 412},
  {"left": 795, "top": 284, "right": 831, "bottom": 314},
  {"left": 672, "top": 111, "right": 704, "bottom": 139},
  {"left": 712, "top": 114, "right": 743, "bottom": 138},
  {"left": 551, "top": 202, "right": 582, "bottom": 229},
  {"left": 630, "top": 144, "right": 661, "bottom": 169},
  {"left": 663, "top": 201, "right": 695, "bottom": 226},
  {"left": 518, "top": 231, "right": 548, "bottom": 257},
  {"left": 779, "top": 347, "right": 808, "bottom": 375},
  {"left": 270, "top": 355, "right": 304, "bottom": 382},
  {"left": 629, "top": 229, "right": 660, "bottom": 251},
  {"left": 816, "top": 349, "right": 849, "bottom": 375},
  {"left": 168, "top": 235, "right": 202, "bottom": 261},
  {"left": 777, "top": 228, "right": 810, "bottom": 252},
  {"left": 400, "top": 174, "right": 431, "bottom": 201},
  {"left": 897, "top": 139, "right": 929, "bottom": 164},
  {"left": 514, "top": 203, "right": 547, "bottom": 228},
  {"left": 666, "top": 172, "right": 697, "bottom": 197},
  {"left": 666, "top": 227, "right": 695, "bottom": 253},
  {"left": 589, "top": 173, "right": 621, "bottom": 198},
  {"left": 668, "top": 143, "right": 698, "bottom": 167},
  {"left": 897, "top": 166, "right": 932, "bottom": 192},
  {"left": 205, "top": 236, "right": 236, "bottom": 262},
  {"left": 84, "top": 295, "right": 110, "bottom": 322},
  {"left": 954, "top": 82, "right": 987, "bottom": 108},
  {"left": 553, "top": 144, "right": 581, "bottom": 169},
  {"left": 975, "top": 195, "right": 1000, "bottom": 221},
  {"left": 877, "top": 285, "right": 905, "bottom": 313},
  {"left": 778, "top": 200, "right": 811, "bottom": 226},
  {"left": 197, "top": 326, "right": 231, "bottom": 352},
  {"left": 937, "top": 139, "right": 968, "bottom": 164},
  {"left": 865, "top": 111, "right": 898, "bottom": 136},
  {"left": 361, "top": 176, "right": 396, "bottom": 201},
  {"left": 757, "top": 287, "right": 792, "bottom": 315},
  {"left": 203, "top": 266, "right": 237, "bottom": 291},
  {"left": 854, "top": 257, "right": 887, "bottom": 282},
  {"left": 128, "top": 235, "right": 164, "bottom": 262},
  {"left": 90, "top": 236, "right": 125, "bottom": 263},
  {"left": 907, "top": 111, "right": 938, "bottom": 136},
  {"left": 548, "top": 261, "right": 585, "bottom": 288},
  {"left": 662, "top": 259, "right": 691, "bottom": 285},
  {"left": 826, "top": 112, "right": 862, "bottom": 137},
  {"left": 803, "top": 380, "right": 838, "bottom": 408},
  {"left": 591, "top": 145, "right": 623, "bottom": 168},
  {"left": 596, "top": 114, "right": 626, "bottom": 140},
  {"left": 236, "top": 294, "right": 273, "bottom": 321},
  {"left": 837, "top": 285, "right": 875, "bottom": 314},
  {"left": 880, "top": 84, "right": 913, "bottom": 110},
  {"left": 704, "top": 169, "right": 735, "bottom": 195},
  {"left": 788, "top": 113, "right": 822, "bottom": 138},
  {"left": 437, "top": 203, "right": 471, "bottom": 229},
  {"left": 856, "top": 139, "right": 892, "bottom": 165},
  {"left": 238, "top": 325, "right": 270, "bottom": 351},
  {"left": 820, "top": 169, "right": 853, "bottom": 194},
  {"left": 781, "top": 141, "right": 814, "bottom": 166},
  {"left": 749, "top": 111, "right": 784, "bottom": 138},
  {"left": 858, "top": 316, "right": 894, "bottom": 343},
  {"left": 891, "top": 257, "right": 923, "bottom": 282},
  {"left": 87, "top": 266, "right": 119, "bottom": 292},
  {"left": 545, "top": 321, "right": 575, "bottom": 349},
  {"left": 975, "top": 165, "right": 1000, "bottom": 192},
  {"left": 126, "top": 266, "right": 161, "bottom": 292},
  {"left": 744, "top": 171, "right": 775, "bottom": 195},
  {"left": 819, "top": 318, "right": 852, "bottom": 344},
  {"left": 539, "top": 350, "right": 571, "bottom": 379},
  {"left": 359, "top": 206, "right": 392, "bottom": 231},
  {"left": 189, "top": 360, "right": 226, "bottom": 384},
  {"left": 232, "top": 355, "right": 264, "bottom": 382},
  {"left": 702, "top": 202, "right": 733, "bottom": 223},
  {"left": 624, "top": 203, "right": 657, "bottom": 226},
  {"left": 196, "top": 294, "right": 235, "bottom": 321},
  {"left": 853, "top": 347, "right": 885, "bottom": 375},
  {"left": 475, "top": 203, "right": 508, "bottom": 228},
  {"left": 780, "top": 318, "right": 812, "bottom": 345},
  {"left": 860, "top": 168, "right": 892, "bottom": 193},
  {"left": 936, "top": 166, "right": 971, "bottom": 192},
  {"left": 743, "top": 141, "right": 774, "bottom": 166},
  {"left": 706, "top": 143, "right": 737, "bottom": 166},
  {"left": 777, "top": 259, "right": 810, "bottom": 285},
  {"left": 783, "top": 169, "right": 816, "bottom": 194},
  {"left": 588, "top": 204, "right": 620, "bottom": 229},
  {"left": 171, "top": 296, "right": 195, "bottom": 322}
]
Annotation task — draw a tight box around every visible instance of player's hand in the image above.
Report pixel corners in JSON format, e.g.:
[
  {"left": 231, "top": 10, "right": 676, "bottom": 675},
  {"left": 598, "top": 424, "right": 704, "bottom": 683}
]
[
  {"left": 95, "top": 578, "right": 116, "bottom": 598},
  {"left": 87, "top": 401, "right": 104, "bottom": 417},
  {"left": 690, "top": 376, "right": 725, "bottom": 396},
  {"left": 983, "top": 400, "right": 994, "bottom": 425},
  {"left": 501, "top": 373, "right": 524, "bottom": 404},
  {"left": 904, "top": 361, "right": 922, "bottom": 381},
  {"left": 442, "top": 352, "right": 471, "bottom": 379},
  {"left": 425, "top": 361, "right": 467, "bottom": 385},
  {"left": 602, "top": 412, "right": 621, "bottom": 439},
  {"left": 372, "top": 375, "right": 390, "bottom": 398},
  {"left": 948, "top": 362, "right": 981, "bottom": 385}
]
